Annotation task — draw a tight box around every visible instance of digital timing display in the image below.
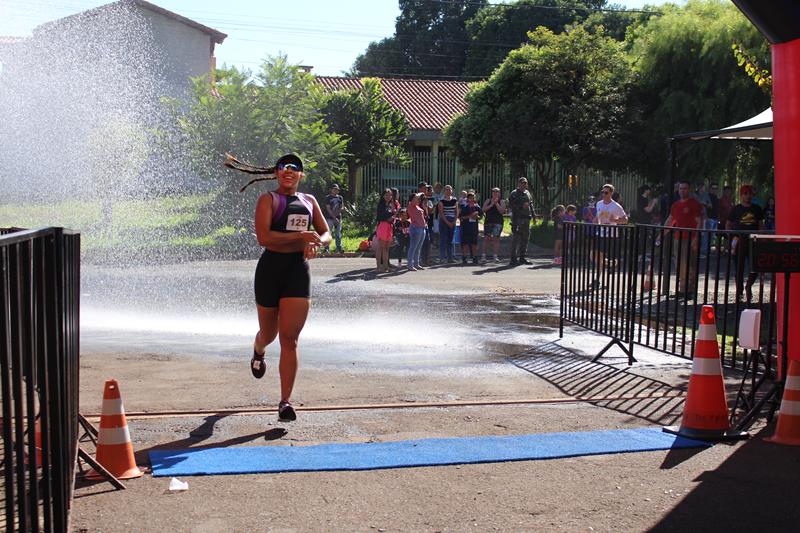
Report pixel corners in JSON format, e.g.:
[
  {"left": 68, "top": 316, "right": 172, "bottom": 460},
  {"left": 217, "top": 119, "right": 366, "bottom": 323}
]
[{"left": 750, "top": 235, "right": 800, "bottom": 273}]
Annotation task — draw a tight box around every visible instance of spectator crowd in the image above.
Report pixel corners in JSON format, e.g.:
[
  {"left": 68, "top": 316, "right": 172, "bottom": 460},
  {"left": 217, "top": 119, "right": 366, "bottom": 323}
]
[{"left": 321, "top": 175, "right": 774, "bottom": 293}]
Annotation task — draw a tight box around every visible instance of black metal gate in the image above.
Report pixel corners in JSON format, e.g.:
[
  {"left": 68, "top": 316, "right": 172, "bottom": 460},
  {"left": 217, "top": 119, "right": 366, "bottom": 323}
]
[
  {"left": 1, "top": 227, "right": 80, "bottom": 532},
  {"left": 559, "top": 222, "right": 779, "bottom": 426}
]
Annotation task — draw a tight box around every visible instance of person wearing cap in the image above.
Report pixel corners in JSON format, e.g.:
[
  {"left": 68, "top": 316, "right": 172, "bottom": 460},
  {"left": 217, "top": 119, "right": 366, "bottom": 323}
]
[
  {"left": 727, "top": 184, "right": 765, "bottom": 302},
  {"left": 250, "top": 154, "right": 330, "bottom": 422},
  {"left": 481, "top": 187, "right": 506, "bottom": 263},
  {"left": 508, "top": 177, "right": 534, "bottom": 265},
  {"left": 323, "top": 183, "right": 343, "bottom": 254}
]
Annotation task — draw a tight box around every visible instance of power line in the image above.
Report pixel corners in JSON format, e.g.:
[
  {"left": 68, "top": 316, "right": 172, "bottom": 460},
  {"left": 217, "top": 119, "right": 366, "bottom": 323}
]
[{"left": 424, "top": 0, "right": 662, "bottom": 15}]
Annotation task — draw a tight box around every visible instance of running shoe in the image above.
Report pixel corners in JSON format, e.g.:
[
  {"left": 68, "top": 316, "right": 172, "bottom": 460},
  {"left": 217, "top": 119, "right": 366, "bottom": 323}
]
[
  {"left": 251, "top": 350, "right": 266, "bottom": 379},
  {"left": 278, "top": 400, "right": 296, "bottom": 422}
]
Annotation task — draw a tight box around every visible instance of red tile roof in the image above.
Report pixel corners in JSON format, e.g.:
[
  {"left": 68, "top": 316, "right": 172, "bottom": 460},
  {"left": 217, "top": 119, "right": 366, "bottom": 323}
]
[{"left": 315, "top": 76, "right": 471, "bottom": 131}]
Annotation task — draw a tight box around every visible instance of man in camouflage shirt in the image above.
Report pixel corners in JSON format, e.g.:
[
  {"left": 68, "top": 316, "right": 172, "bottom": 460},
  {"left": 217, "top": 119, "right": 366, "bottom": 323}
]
[{"left": 508, "top": 177, "right": 534, "bottom": 265}]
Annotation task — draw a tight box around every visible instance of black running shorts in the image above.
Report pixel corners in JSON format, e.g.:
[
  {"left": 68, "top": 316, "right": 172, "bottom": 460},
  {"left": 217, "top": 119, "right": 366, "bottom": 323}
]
[{"left": 254, "top": 250, "right": 311, "bottom": 308}]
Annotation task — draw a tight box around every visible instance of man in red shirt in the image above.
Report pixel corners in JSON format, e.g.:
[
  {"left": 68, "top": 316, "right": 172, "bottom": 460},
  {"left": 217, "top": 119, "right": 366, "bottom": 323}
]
[{"left": 663, "top": 181, "right": 703, "bottom": 297}]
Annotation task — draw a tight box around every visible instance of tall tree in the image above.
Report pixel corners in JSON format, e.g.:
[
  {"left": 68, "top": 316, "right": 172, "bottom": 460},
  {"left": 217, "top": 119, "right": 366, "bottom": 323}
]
[
  {"left": 446, "top": 25, "right": 633, "bottom": 211},
  {"left": 319, "top": 78, "right": 410, "bottom": 198},
  {"left": 351, "top": 0, "right": 487, "bottom": 78},
  {"left": 626, "top": 0, "right": 770, "bottom": 183},
  {"left": 463, "top": 0, "right": 612, "bottom": 77}
]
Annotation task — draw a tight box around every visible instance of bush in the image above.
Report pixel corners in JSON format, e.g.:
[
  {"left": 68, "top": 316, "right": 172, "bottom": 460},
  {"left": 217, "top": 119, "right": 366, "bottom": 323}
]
[
  {"left": 341, "top": 192, "right": 380, "bottom": 234},
  {"left": 530, "top": 219, "right": 556, "bottom": 249}
]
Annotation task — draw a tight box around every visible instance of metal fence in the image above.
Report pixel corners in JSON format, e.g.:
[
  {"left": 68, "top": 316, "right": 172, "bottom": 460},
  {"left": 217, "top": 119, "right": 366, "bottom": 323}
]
[
  {"left": 362, "top": 152, "right": 642, "bottom": 211},
  {"left": 560, "top": 222, "right": 778, "bottom": 373},
  {"left": 1, "top": 227, "right": 80, "bottom": 532}
]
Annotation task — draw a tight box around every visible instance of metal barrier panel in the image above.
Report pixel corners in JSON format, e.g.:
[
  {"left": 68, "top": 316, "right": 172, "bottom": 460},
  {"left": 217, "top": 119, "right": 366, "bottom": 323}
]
[
  {"left": 561, "top": 222, "right": 778, "bottom": 374},
  {"left": 1, "top": 227, "right": 80, "bottom": 532}
]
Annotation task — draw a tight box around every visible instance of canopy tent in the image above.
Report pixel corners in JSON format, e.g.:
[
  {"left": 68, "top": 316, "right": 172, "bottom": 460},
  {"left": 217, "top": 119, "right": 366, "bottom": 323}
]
[
  {"left": 666, "top": 107, "right": 773, "bottom": 191},
  {"left": 672, "top": 108, "right": 773, "bottom": 141}
]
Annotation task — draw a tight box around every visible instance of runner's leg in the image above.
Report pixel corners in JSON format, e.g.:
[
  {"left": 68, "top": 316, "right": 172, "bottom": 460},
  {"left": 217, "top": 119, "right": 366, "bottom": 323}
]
[
  {"left": 255, "top": 304, "right": 278, "bottom": 354},
  {"left": 277, "top": 297, "right": 310, "bottom": 402}
]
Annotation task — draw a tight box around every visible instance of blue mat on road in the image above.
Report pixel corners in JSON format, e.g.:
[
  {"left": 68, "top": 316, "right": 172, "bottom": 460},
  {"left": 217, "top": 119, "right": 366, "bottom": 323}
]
[{"left": 149, "top": 427, "right": 709, "bottom": 477}]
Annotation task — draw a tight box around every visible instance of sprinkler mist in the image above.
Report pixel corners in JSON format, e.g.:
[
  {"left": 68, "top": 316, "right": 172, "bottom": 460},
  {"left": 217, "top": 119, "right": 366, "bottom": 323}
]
[{"left": 0, "top": 2, "right": 227, "bottom": 264}]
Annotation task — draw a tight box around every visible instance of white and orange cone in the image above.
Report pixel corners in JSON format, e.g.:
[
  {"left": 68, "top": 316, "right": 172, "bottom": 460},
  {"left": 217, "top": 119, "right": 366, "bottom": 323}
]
[
  {"left": 87, "top": 379, "right": 143, "bottom": 480},
  {"left": 766, "top": 359, "right": 800, "bottom": 446},
  {"left": 664, "top": 305, "right": 748, "bottom": 441}
]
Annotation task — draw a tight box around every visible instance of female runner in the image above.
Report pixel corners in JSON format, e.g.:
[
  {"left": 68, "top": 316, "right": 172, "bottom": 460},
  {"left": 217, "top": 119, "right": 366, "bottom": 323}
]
[{"left": 239, "top": 153, "right": 330, "bottom": 421}]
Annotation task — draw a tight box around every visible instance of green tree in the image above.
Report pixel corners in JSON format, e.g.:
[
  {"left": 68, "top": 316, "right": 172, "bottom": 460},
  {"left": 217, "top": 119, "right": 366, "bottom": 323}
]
[
  {"left": 463, "top": 0, "right": 610, "bottom": 77},
  {"left": 319, "top": 78, "right": 410, "bottom": 199},
  {"left": 626, "top": 0, "right": 770, "bottom": 183},
  {"left": 446, "top": 25, "right": 633, "bottom": 212},
  {"left": 351, "top": 0, "right": 487, "bottom": 78},
  {"left": 166, "top": 56, "right": 347, "bottom": 199}
]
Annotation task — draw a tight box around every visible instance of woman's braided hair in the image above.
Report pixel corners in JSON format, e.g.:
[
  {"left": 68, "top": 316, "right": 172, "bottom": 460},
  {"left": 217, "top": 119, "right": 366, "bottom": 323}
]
[{"left": 223, "top": 153, "right": 277, "bottom": 192}]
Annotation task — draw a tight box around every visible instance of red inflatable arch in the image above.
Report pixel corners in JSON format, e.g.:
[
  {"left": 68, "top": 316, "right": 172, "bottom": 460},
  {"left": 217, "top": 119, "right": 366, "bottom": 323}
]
[{"left": 732, "top": 1, "right": 800, "bottom": 369}]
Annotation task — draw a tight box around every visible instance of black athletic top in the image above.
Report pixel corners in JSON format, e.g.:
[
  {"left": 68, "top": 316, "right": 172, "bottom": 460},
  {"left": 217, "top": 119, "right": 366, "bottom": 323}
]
[
  {"left": 270, "top": 192, "right": 314, "bottom": 233},
  {"left": 485, "top": 202, "right": 503, "bottom": 225}
]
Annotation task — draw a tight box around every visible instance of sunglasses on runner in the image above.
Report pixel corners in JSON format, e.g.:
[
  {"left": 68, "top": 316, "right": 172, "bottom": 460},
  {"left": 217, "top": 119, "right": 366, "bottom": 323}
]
[{"left": 277, "top": 163, "right": 301, "bottom": 171}]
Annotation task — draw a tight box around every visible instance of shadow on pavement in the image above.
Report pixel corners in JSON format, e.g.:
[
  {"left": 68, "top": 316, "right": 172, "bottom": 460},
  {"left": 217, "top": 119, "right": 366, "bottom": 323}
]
[
  {"left": 650, "top": 426, "right": 800, "bottom": 531},
  {"left": 472, "top": 263, "right": 518, "bottom": 275},
  {"left": 75, "top": 415, "right": 273, "bottom": 491},
  {"left": 509, "top": 341, "right": 686, "bottom": 427},
  {"left": 133, "top": 416, "right": 280, "bottom": 475},
  {"left": 659, "top": 444, "right": 713, "bottom": 470},
  {"left": 326, "top": 267, "right": 382, "bottom": 282}
]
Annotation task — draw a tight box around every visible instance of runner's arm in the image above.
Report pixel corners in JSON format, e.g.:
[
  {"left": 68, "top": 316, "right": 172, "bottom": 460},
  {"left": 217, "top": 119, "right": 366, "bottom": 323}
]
[{"left": 310, "top": 196, "right": 331, "bottom": 242}]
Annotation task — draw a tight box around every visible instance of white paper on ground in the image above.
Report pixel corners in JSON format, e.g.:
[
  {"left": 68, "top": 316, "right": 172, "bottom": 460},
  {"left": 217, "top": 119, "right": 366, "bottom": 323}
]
[{"left": 168, "top": 477, "right": 189, "bottom": 491}]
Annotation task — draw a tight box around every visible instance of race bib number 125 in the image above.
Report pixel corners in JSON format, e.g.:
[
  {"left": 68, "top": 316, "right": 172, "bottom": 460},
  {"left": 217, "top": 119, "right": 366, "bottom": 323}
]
[{"left": 286, "top": 214, "right": 310, "bottom": 231}]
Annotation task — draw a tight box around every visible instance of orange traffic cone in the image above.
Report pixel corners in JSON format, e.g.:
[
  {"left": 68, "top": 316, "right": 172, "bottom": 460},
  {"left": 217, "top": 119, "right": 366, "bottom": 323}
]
[
  {"left": 87, "top": 379, "right": 143, "bottom": 480},
  {"left": 664, "top": 305, "right": 748, "bottom": 441},
  {"left": 765, "top": 359, "right": 800, "bottom": 446}
]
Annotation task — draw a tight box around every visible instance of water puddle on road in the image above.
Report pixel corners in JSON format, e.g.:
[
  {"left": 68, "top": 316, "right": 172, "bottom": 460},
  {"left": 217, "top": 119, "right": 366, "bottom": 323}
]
[{"left": 80, "top": 263, "right": 564, "bottom": 368}]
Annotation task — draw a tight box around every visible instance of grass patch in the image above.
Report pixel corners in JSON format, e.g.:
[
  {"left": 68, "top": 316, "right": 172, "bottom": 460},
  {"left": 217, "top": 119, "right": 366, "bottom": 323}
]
[
  {"left": 170, "top": 225, "right": 239, "bottom": 247},
  {"left": 530, "top": 218, "right": 556, "bottom": 249},
  {"left": 1, "top": 193, "right": 219, "bottom": 253},
  {"left": 0, "top": 199, "right": 102, "bottom": 229}
]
